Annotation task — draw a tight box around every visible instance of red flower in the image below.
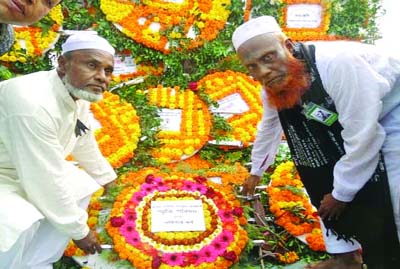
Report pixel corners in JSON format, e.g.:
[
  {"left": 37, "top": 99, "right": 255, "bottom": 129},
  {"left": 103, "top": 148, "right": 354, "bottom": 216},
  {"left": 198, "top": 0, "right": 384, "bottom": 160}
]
[
  {"left": 152, "top": 256, "right": 162, "bottom": 268},
  {"left": 232, "top": 207, "right": 244, "bottom": 217},
  {"left": 188, "top": 81, "right": 198, "bottom": 91},
  {"left": 194, "top": 175, "right": 207, "bottom": 184},
  {"left": 110, "top": 216, "right": 125, "bottom": 227},
  {"left": 145, "top": 174, "right": 155, "bottom": 184},
  {"left": 205, "top": 187, "right": 216, "bottom": 198},
  {"left": 222, "top": 250, "right": 237, "bottom": 261}
]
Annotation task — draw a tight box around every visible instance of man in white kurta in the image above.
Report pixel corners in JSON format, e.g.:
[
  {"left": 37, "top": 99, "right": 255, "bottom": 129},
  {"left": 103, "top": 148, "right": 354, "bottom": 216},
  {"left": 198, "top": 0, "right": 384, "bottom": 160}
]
[
  {"left": 233, "top": 16, "right": 400, "bottom": 269},
  {"left": 0, "top": 34, "right": 117, "bottom": 269}
]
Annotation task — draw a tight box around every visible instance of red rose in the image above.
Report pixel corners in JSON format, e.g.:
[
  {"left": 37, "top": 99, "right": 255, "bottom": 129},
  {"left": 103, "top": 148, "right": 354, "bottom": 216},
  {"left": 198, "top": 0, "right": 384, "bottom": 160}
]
[
  {"left": 205, "top": 187, "right": 216, "bottom": 198},
  {"left": 152, "top": 256, "right": 162, "bottom": 268},
  {"left": 110, "top": 216, "right": 125, "bottom": 227},
  {"left": 145, "top": 174, "right": 155, "bottom": 184},
  {"left": 194, "top": 175, "right": 207, "bottom": 184},
  {"left": 222, "top": 250, "right": 237, "bottom": 261},
  {"left": 232, "top": 207, "right": 244, "bottom": 217},
  {"left": 188, "top": 81, "right": 198, "bottom": 91}
]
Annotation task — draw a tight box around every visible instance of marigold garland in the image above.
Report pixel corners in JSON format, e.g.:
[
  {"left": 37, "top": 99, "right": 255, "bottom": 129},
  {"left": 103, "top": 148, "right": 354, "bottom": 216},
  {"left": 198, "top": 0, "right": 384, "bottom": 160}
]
[
  {"left": 0, "top": 5, "right": 63, "bottom": 63},
  {"left": 281, "top": 0, "right": 334, "bottom": 41},
  {"left": 266, "top": 161, "right": 326, "bottom": 252},
  {"left": 147, "top": 86, "right": 212, "bottom": 163},
  {"left": 99, "top": 0, "right": 231, "bottom": 53},
  {"left": 90, "top": 91, "right": 141, "bottom": 168},
  {"left": 197, "top": 70, "right": 263, "bottom": 147},
  {"left": 107, "top": 172, "right": 248, "bottom": 269}
]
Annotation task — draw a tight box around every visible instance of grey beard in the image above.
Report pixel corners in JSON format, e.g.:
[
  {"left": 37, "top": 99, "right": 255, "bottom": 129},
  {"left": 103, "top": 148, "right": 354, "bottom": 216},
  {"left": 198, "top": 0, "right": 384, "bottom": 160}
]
[{"left": 62, "top": 76, "right": 103, "bottom": 102}]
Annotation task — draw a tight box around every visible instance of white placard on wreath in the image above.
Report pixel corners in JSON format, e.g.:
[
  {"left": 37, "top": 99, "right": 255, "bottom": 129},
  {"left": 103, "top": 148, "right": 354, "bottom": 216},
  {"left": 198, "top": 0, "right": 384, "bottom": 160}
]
[{"left": 286, "top": 4, "right": 322, "bottom": 29}]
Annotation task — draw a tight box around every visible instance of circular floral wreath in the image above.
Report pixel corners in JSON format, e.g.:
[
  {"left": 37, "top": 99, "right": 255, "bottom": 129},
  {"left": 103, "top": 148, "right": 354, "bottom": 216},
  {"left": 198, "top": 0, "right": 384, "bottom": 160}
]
[
  {"left": 267, "top": 161, "right": 325, "bottom": 252},
  {"left": 90, "top": 91, "right": 141, "bottom": 168},
  {"left": 99, "top": 0, "right": 232, "bottom": 53},
  {"left": 147, "top": 86, "right": 212, "bottom": 163},
  {"left": 197, "top": 70, "right": 263, "bottom": 147},
  {"left": 0, "top": 5, "right": 63, "bottom": 63},
  {"left": 107, "top": 173, "right": 248, "bottom": 269}
]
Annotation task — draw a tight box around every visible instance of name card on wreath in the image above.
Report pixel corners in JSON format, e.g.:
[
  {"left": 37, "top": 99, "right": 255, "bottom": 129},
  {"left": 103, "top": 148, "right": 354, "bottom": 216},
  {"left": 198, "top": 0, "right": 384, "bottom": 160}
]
[
  {"left": 159, "top": 108, "right": 182, "bottom": 131},
  {"left": 286, "top": 4, "right": 322, "bottom": 28},
  {"left": 151, "top": 200, "right": 206, "bottom": 232},
  {"left": 282, "top": 0, "right": 331, "bottom": 41},
  {"left": 113, "top": 54, "right": 137, "bottom": 75},
  {"left": 210, "top": 93, "right": 249, "bottom": 118}
]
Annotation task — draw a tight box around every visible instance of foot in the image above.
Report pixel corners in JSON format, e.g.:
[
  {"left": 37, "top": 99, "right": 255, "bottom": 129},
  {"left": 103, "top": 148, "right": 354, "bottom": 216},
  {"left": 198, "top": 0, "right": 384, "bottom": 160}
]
[{"left": 305, "top": 250, "right": 363, "bottom": 269}]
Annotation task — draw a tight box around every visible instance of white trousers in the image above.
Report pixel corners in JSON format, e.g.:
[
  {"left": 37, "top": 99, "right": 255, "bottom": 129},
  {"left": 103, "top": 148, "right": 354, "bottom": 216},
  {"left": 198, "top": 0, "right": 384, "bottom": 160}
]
[{"left": 0, "top": 196, "right": 90, "bottom": 269}]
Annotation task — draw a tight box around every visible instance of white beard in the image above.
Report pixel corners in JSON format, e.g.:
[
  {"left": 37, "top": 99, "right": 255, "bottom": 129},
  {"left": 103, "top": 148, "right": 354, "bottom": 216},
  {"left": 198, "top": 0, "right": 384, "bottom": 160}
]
[{"left": 62, "top": 75, "right": 103, "bottom": 102}]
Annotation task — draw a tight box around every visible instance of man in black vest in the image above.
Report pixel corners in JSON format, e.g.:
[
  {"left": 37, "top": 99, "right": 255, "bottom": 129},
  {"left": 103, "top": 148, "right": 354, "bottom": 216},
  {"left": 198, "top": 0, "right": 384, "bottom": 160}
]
[{"left": 233, "top": 16, "right": 400, "bottom": 269}]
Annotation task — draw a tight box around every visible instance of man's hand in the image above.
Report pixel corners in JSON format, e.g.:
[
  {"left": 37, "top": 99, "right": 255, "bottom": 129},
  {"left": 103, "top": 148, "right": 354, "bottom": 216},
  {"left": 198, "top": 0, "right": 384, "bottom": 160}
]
[
  {"left": 73, "top": 230, "right": 102, "bottom": 255},
  {"left": 242, "top": 175, "right": 261, "bottom": 196},
  {"left": 318, "top": 193, "right": 348, "bottom": 221}
]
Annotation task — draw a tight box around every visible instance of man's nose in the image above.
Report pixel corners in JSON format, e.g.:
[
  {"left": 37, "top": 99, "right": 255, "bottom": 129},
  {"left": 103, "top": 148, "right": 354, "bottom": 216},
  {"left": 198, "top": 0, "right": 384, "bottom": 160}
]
[{"left": 95, "top": 69, "right": 107, "bottom": 82}]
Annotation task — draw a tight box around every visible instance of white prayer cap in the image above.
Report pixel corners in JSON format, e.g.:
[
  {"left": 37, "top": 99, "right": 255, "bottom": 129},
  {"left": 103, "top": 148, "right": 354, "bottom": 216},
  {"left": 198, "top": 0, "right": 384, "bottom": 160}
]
[
  {"left": 62, "top": 33, "right": 115, "bottom": 56},
  {"left": 232, "top": 16, "right": 283, "bottom": 51}
]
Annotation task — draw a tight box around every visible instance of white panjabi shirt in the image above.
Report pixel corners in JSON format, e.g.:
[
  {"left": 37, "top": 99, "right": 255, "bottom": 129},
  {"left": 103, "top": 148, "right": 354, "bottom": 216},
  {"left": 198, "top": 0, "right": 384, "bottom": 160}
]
[
  {"left": 250, "top": 41, "right": 400, "bottom": 202},
  {"left": 0, "top": 69, "right": 116, "bottom": 252}
]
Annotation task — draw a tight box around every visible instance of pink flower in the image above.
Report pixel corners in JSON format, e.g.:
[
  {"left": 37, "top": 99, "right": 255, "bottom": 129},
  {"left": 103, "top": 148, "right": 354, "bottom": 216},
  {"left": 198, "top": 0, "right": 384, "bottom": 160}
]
[
  {"left": 198, "top": 246, "right": 218, "bottom": 263},
  {"left": 188, "top": 81, "right": 198, "bottom": 91},
  {"left": 132, "top": 191, "right": 146, "bottom": 204},
  {"left": 182, "top": 180, "right": 195, "bottom": 191},
  {"left": 152, "top": 256, "right": 162, "bottom": 268},
  {"left": 232, "top": 207, "right": 244, "bottom": 217},
  {"left": 222, "top": 250, "right": 237, "bottom": 261},
  {"left": 141, "top": 183, "right": 156, "bottom": 193},
  {"left": 218, "top": 210, "right": 234, "bottom": 223},
  {"left": 219, "top": 230, "right": 234, "bottom": 244},
  {"left": 110, "top": 216, "right": 125, "bottom": 227},
  {"left": 163, "top": 253, "right": 185, "bottom": 266}
]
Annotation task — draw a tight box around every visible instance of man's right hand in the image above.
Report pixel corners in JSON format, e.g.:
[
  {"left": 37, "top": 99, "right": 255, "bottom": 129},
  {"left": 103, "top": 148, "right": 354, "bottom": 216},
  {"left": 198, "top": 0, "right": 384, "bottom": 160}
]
[
  {"left": 73, "top": 230, "right": 102, "bottom": 255},
  {"left": 241, "top": 175, "right": 261, "bottom": 196}
]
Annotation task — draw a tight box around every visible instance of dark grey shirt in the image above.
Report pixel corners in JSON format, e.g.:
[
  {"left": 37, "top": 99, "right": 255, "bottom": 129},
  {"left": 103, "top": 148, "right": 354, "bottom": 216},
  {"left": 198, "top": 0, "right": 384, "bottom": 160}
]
[{"left": 0, "top": 24, "right": 14, "bottom": 56}]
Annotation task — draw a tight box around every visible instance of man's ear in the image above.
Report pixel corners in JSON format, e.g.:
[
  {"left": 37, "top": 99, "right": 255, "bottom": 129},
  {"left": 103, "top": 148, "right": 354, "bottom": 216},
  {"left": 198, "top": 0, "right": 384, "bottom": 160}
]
[
  {"left": 284, "top": 38, "right": 295, "bottom": 55},
  {"left": 57, "top": 55, "right": 67, "bottom": 75}
]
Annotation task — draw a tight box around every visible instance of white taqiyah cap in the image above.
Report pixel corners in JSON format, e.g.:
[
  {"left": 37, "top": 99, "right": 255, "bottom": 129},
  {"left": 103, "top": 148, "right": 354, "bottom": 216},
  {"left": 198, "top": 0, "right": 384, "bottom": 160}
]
[
  {"left": 232, "top": 16, "right": 283, "bottom": 51},
  {"left": 61, "top": 33, "right": 115, "bottom": 56}
]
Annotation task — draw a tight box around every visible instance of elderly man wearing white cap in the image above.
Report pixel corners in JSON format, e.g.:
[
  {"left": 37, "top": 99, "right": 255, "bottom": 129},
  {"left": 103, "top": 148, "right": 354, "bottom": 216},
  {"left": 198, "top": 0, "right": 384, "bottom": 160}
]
[
  {"left": 234, "top": 16, "right": 400, "bottom": 269},
  {"left": 0, "top": 34, "right": 117, "bottom": 269},
  {"left": 0, "top": 0, "right": 62, "bottom": 55}
]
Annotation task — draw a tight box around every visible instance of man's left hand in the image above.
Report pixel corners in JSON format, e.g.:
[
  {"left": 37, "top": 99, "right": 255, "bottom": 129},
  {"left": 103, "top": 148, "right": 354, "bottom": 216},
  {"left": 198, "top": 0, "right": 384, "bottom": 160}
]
[{"left": 318, "top": 193, "right": 347, "bottom": 221}]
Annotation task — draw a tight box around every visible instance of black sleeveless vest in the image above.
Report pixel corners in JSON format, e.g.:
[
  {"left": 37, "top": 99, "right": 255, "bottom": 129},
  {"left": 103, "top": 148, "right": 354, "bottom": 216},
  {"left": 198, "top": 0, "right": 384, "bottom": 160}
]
[{"left": 276, "top": 43, "right": 399, "bottom": 266}]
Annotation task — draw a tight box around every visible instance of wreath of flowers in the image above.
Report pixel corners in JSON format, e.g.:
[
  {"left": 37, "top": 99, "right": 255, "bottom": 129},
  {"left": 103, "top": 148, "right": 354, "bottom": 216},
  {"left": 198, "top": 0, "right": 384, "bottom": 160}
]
[
  {"left": 107, "top": 172, "right": 248, "bottom": 269},
  {"left": 0, "top": 5, "right": 63, "bottom": 63},
  {"left": 90, "top": 91, "right": 141, "bottom": 168},
  {"left": 197, "top": 70, "right": 263, "bottom": 147},
  {"left": 99, "top": 0, "right": 232, "bottom": 53},
  {"left": 147, "top": 86, "right": 212, "bottom": 163},
  {"left": 266, "top": 161, "right": 325, "bottom": 252},
  {"left": 281, "top": 0, "right": 335, "bottom": 41}
]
